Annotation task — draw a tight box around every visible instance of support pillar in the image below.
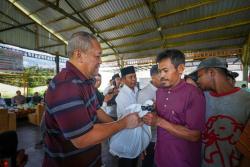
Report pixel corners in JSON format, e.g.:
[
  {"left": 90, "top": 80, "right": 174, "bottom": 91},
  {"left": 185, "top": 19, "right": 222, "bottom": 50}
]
[
  {"left": 243, "top": 64, "right": 248, "bottom": 82},
  {"left": 55, "top": 53, "right": 60, "bottom": 74}
]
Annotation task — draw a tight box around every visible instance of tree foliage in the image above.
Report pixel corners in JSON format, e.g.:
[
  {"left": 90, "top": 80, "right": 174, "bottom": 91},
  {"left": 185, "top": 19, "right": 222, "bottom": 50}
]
[{"left": 0, "top": 67, "right": 54, "bottom": 87}]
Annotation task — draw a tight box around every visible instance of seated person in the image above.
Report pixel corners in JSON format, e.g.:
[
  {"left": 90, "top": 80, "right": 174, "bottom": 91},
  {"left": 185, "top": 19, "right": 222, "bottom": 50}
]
[
  {"left": 11, "top": 90, "right": 25, "bottom": 106},
  {"left": 31, "top": 92, "right": 42, "bottom": 105},
  {"left": 0, "top": 93, "right": 7, "bottom": 108}
]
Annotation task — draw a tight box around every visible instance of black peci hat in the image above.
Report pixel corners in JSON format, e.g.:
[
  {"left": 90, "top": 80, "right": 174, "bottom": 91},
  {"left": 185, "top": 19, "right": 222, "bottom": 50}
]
[{"left": 120, "top": 66, "right": 135, "bottom": 77}]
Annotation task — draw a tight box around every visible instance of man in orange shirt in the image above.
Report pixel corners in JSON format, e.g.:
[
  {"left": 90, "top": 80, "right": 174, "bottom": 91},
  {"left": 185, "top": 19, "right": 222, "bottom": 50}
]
[{"left": 236, "top": 120, "right": 250, "bottom": 167}]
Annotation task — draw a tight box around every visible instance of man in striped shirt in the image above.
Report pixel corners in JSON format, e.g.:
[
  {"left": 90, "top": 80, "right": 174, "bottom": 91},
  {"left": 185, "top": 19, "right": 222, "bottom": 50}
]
[{"left": 42, "top": 31, "right": 141, "bottom": 167}]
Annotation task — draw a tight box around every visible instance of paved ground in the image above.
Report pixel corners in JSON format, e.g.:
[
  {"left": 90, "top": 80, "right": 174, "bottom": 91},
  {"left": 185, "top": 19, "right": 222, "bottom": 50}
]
[
  {"left": 16, "top": 120, "right": 43, "bottom": 167},
  {"left": 16, "top": 120, "right": 142, "bottom": 167}
]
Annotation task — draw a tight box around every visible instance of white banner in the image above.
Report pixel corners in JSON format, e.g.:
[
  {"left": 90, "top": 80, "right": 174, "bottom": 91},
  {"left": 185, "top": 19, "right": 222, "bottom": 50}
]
[{"left": 0, "top": 48, "right": 24, "bottom": 71}]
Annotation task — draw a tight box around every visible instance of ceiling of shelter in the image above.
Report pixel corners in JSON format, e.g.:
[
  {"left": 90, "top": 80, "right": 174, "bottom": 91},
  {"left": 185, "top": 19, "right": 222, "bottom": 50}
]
[{"left": 0, "top": 0, "right": 250, "bottom": 66}]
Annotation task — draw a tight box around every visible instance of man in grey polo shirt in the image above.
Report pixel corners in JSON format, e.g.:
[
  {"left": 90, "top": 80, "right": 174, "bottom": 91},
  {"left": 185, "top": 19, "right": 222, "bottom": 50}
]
[{"left": 138, "top": 65, "right": 161, "bottom": 167}]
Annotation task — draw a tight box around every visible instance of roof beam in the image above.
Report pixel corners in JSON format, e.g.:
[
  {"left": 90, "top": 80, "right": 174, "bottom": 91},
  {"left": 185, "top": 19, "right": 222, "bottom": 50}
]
[
  {"left": 104, "top": 5, "right": 250, "bottom": 42},
  {"left": 144, "top": 0, "right": 164, "bottom": 42},
  {"left": 98, "top": 16, "right": 152, "bottom": 34},
  {"left": 63, "top": 0, "right": 117, "bottom": 55},
  {"left": 0, "top": 20, "right": 14, "bottom": 26},
  {"left": 91, "top": 1, "right": 154, "bottom": 23},
  {"left": 157, "top": 0, "right": 215, "bottom": 18},
  {"left": 38, "top": 0, "right": 89, "bottom": 27},
  {"left": 39, "top": 0, "right": 118, "bottom": 55},
  {"left": 104, "top": 47, "right": 242, "bottom": 63},
  {"left": 0, "top": 22, "right": 35, "bottom": 33},
  {"left": 0, "top": 10, "right": 59, "bottom": 42},
  {"left": 38, "top": 43, "right": 65, "bottom": 49},
  {"left": 98, "top": 0, "right": 214, "bottom": 34},
  {"left": 47, "top": 0, "right": 157, "bottom": 32},
  {"left": 49, "top": 0, "right": 216, "bottom": 37},
  {"left": 8, "top": 0, "right": 67, "bottom": 44},
  {"left": 105, "top": 19, "right": 250, "bottom": 49},
  {"left": 28, "top": 4, "right": 49, "bottom": 15},
  {"left": 55, "top": 24, "right": 82, "bottom": 33},
  {"left": 102, "top": 34, "right": 245, "bottom": 56},
  {"left": 44, "top": 0, "right": 108, "bottom": 25}
]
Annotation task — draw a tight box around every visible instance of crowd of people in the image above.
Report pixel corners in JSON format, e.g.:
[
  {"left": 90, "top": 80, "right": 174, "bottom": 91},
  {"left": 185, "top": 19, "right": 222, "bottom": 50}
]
[
  {"left": 1, "top": 31, "right": 249, "bottom": 167},
  {"left": 0, "top": 90, "right": 43, "bottom": 108},
  {"left": 39, "top": 31, "right": 250, "bottom": 167}
]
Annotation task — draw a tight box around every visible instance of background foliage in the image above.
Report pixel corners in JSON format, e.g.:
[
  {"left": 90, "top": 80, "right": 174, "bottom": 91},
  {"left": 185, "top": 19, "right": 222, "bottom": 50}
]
[{"left": 0, "top": 67, "right": 54, "bottom": 87}]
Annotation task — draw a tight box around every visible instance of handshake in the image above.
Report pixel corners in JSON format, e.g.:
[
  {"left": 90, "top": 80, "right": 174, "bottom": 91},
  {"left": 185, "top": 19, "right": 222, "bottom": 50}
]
[{"left": 120, "top": 104, "right": 157, "bottom": 129}]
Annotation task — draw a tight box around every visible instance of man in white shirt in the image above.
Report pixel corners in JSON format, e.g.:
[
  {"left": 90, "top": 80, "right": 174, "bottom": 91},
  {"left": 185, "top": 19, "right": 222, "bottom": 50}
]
[
  {"left": 138, "top": 65, "right": 160, "bottom": 104},
  {"left": 138, "top": 65, "right": 161, "bottom": 167},
  {"left": 115, "top": 66, "right": 139, "bottom": 167}
]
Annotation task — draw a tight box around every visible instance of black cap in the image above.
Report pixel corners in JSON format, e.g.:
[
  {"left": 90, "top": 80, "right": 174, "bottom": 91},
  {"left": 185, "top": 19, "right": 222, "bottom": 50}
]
[
  {"left": 120, "top": 66, "right": 135, "bottom": 77},
  {"left": 112, "top": 73, "right": 120, "bottom": 80},
  {"left": 150, "top": 65, "right": 158, "bottom": 76}
]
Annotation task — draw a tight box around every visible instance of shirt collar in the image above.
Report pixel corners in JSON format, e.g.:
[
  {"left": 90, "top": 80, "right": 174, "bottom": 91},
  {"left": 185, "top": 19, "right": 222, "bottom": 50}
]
[
  {"left": 66, "top": 61, "right": 94, "bottom": 84},
  {"left": 123, "top": 84, "right": 138, "bottom": 94},
  {"left": 163, "top": 79, "right": 185, "bottom": 92},
  {"left": 209, "top": 87, "right": 240, "bottom": 97}
]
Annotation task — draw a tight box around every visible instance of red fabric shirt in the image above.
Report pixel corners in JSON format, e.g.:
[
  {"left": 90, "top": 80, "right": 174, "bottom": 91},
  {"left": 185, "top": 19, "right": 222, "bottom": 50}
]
[{"left": 43, "top": 61, "right": 101, "bottom": 167}]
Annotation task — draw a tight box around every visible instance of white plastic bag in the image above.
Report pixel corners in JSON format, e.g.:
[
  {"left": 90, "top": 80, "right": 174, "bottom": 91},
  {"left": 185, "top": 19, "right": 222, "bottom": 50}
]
[{"left": 109, "top": 100, "right": 153, "bottom": 158}]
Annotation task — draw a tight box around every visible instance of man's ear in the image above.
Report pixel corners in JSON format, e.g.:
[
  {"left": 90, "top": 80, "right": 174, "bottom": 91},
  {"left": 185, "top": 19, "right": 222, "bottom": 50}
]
[
  {"left": 177, "top": 64, "right": 185, "bottom": 75},
  {"left": 75, "top": 50, "right": 86, "bottom": 63},
  {"left": 74, "top": 50, "right": 81, "bottom": 58}
]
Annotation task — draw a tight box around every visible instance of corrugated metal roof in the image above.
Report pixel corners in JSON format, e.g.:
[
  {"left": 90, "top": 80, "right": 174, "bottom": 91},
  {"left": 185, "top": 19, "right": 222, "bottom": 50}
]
[
  {"left": 156, "top": 0, "right": 199, "bottom": 13},
  {"left": 85, "top": 0, "right": 144, "bottom": 21},
  {"left": 18, "top": 0, "right": 44, "bottom": 14},
  {"left": 0, "top": 0, "right": 250, "bottom": 64},
  {"left": 173, "top": 38, "right": 245, "bottom": 51},
  {"left": 0, "top": 28, "right": 35, "bottom": 48},
  {"left": 34, "top": 7, "right": 63, "bottom": 23},
  {"left": 166, "top": 25, "right": 250, "bottom": 43},
  {"left": 0, "top": 0, "right": 31, "bottom": 24}
]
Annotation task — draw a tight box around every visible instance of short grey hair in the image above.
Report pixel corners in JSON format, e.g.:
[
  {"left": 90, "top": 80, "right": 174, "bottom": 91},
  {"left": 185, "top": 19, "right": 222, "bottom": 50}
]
[{"left": 67, "top": 31, "right": 97, "bottom": 58}]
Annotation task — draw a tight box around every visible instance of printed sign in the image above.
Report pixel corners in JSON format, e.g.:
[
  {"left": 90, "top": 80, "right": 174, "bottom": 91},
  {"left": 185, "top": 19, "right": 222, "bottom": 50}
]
[{"left": 0, "top": 48, "right": 23, "bottom": 71}]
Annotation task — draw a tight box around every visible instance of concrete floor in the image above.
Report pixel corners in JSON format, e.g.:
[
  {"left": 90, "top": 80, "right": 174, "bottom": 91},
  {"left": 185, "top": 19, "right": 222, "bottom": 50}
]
[{"left": 16, "top": 120, "right": 43, "bottom": 167}]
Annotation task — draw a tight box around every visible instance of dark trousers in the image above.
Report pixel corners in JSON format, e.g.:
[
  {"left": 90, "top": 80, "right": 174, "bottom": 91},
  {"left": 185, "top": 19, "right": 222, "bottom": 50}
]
[
  {"left": 118, "top": 157, "right": 138, "bottom": 167},
  {"left": 142, "top": 142, "right": 156, "bottom": 167},
  {"left": 0, "top": 131, "right": 18, "bottom": 167}
]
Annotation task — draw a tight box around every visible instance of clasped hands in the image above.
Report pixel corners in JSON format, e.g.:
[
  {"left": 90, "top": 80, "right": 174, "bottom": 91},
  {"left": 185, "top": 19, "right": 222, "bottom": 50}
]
[{"left": 122, "top": 112, "right": 160, "bottom": 129}]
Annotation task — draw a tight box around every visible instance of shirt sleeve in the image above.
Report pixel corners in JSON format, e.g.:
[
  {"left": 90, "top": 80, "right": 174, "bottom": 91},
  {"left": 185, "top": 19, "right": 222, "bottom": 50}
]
[
  {"left": 236, "top": 120, "right": 250, "bottom": 159},
  {"left": 185, "top": 88, "right": 206, "bottom": 131}
]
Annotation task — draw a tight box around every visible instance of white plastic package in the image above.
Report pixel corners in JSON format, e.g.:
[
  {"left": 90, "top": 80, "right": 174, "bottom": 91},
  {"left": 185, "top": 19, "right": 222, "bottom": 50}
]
[{"left": 109, "top": 100, "right": 153, "bottom": 158}]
